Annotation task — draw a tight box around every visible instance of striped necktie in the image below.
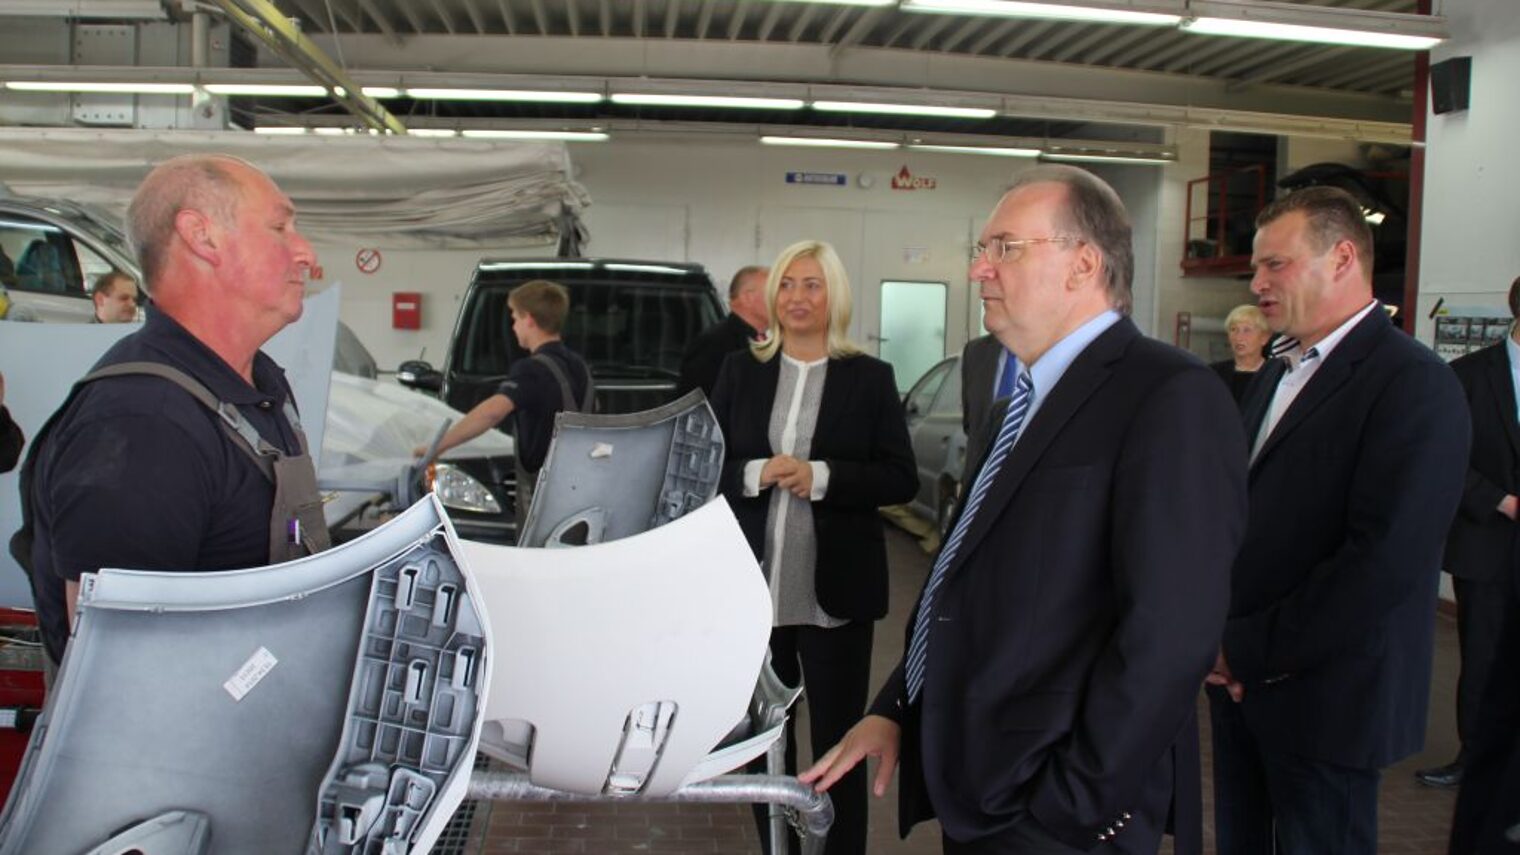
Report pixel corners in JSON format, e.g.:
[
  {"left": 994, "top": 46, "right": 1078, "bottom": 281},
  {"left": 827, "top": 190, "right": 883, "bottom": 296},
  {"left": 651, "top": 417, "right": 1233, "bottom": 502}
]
[{"left": 905, "top": 371, "right": 1034, "bottom": 703}]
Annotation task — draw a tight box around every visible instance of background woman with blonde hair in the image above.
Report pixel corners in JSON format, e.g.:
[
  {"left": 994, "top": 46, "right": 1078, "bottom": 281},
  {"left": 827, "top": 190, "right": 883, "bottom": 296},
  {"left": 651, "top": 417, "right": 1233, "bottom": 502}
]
[
  {"left": 710, "top": 239, "right": 916, "bottom": 855},
  {"left": 1211, "top": 303, "right": 1273, "bottom": 404}
]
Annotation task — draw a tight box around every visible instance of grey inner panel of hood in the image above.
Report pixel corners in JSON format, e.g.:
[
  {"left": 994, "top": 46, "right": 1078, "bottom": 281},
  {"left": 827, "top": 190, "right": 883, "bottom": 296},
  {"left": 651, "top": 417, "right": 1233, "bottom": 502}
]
[
  {"left": 0, "top": 497, "right": 486, "bottom": 855},
  {"left": 519, "top": 390, "right": 725, "bottom": 549}
]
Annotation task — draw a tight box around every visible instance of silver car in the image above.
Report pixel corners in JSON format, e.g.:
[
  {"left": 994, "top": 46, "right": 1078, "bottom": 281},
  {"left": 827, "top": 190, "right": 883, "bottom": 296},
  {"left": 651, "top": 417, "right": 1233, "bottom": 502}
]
[
  {"left": 0, "top": 197, "right": 139, "bottom": 322},
  {"left": 903, "top": 355, "right": 970, "bottom": 537}
]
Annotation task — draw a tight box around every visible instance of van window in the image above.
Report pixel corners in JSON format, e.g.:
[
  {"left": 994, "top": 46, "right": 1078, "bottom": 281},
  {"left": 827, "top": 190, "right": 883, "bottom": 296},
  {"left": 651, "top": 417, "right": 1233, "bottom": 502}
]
[{"left": 459, "top": 279, "right": 720, "bottom": 379}]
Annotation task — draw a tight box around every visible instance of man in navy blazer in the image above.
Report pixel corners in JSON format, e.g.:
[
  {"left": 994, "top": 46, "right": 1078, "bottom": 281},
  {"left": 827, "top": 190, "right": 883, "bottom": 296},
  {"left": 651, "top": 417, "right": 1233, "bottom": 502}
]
[
  {"left": 1448, "top": 278, "right": 1520, "bottom": 853},
  {"left": 1424, "top": 277, "right": 1520, "bottom": 791},
  {"left": 1208, "top": 187, "right": 1470, "bottom": 854},
  {"left": 803, "top": 165, "right": 1247, "bottom": 853}
]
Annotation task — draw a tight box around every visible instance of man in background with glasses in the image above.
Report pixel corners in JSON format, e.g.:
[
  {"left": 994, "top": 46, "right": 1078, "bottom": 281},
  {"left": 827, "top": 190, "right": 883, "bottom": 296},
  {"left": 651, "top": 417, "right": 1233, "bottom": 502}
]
[{"left": 804, "top": 165, "right": 1246, "bottom": 854}]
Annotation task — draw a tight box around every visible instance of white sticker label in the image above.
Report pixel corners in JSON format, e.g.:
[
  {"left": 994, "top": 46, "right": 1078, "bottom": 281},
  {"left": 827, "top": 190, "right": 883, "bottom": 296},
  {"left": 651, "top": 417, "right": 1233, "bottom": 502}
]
[{"left": 223, "top": 647, "right": 278, "bottom": 702}]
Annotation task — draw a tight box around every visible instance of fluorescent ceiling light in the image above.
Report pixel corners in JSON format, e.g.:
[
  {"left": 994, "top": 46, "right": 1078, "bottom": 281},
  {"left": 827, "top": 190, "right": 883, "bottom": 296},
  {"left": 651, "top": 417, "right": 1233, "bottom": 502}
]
[
  {"left": 908, "top": 143, "right": 1041, "bottom": 157},
  {"left": 203, "top": 83, "right": 327, "bottom": 97},
  {"left": 0, "top": 0, "right": 166, "bottom": 17},
  {"left": 361, "top": 87, "right": 402, "bottom": 99},
  {"left": 813, "top": 100, "right": 997, "bottom": 119},
  {"left": 611, "top": 93, "right": 805, "bottom": 109},
  {"left": 408, "top": 128, "right": 459, "bottom": 138},
  {"left": 403, "top": 88, "right": 604, "bottom": 103},
  {"left": 758, "top": 0, "right": 895, "bottom": 5},
  {"left": 311, "top": 127, "right": 347, "bottom": 136},
  {"left": 604, "top": 264, "right": 690, "bottom": 275},
  {"left": 1182, "top": 16, "right": 1441, "bottom": 50},
  {"left": 901, "top": 0, "right": 1181, "bottom": 26},
  {"left": 252, "top": 127, "right": 309, "bottom": 135},
  {"left": 3, "top": 81, "right": 195, "bottom": 95},
  {"left": 1042, "top": 152, "right": 1174, "bottom": 165},
  {"left": 460, "top": 130, "right": 610, "bottom": 141},
  {"left": 1182, "top": 0, "right": 1445, "bottom": 49},
  {"left": 479, "top": 262, "right": 596, "bottom": 271},
  {"left": 760, "top": 136, "right": 900, "bottom": 150}
]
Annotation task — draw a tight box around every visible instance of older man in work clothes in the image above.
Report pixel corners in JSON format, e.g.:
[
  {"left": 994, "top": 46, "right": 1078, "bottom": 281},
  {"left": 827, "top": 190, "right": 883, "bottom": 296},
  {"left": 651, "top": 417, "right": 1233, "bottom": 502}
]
[{"left": 20, "top": 154, "right": 330, "bottom": 667}]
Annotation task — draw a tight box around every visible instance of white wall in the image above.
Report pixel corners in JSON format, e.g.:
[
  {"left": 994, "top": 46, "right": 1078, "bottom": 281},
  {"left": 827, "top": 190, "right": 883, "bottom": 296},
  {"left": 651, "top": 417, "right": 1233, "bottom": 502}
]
[
  {"left": 334, "top": 137, "right": 1173, "bottom": 372},
  {"left": 571, "top": 136, "right": 1179, "bottom": 356},
  {"left": 332, "top": 130, "right": 1394, "bottom": 372},
  {"left": 315, "top": 242, "right": 548, "bottom": 370},
  {"left": 1415, "top": 0, "right": 1520, "bottom": 340}
]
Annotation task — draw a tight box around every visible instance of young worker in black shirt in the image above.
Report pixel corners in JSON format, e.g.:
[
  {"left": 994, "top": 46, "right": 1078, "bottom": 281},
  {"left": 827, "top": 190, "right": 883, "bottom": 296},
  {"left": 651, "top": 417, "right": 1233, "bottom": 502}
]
[{"left": 420, "top": 279, "right": 592, "bottom": 534}]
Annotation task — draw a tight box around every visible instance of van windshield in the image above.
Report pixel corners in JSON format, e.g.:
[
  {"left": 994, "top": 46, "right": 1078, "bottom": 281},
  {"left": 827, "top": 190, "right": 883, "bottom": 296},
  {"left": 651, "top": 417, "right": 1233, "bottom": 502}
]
[{"left": 457, "top": 277, "right": 722, "bottom": 379}]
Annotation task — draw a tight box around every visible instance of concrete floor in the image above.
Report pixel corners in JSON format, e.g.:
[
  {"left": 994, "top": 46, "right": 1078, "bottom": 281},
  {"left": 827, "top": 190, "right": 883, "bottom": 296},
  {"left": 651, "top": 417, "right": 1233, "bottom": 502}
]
[{"left": 470, "top": 522, "right": 1467, "bottom": 854}]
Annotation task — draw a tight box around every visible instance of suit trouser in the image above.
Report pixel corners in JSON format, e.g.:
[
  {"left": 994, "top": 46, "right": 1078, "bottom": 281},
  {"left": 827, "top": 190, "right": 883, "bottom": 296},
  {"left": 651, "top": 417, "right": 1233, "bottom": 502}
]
[
  {"left": 1450, "top": 582, "right": 1520, "bottom": 854},
  {"left": 1209, "top": 693, "right": 1380, "bottom": 855},
  {"left": 754, "top": 620, "right": 874, "bottom": 855},
  {"left": 1454, "top": 576, "right": 1510, "bottom": 757}
]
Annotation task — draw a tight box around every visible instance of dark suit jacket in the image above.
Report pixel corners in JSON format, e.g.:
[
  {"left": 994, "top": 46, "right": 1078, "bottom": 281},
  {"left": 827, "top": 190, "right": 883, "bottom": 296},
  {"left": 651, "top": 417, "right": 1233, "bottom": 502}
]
[
  {"left": 960, "top": 334, "right": 1003, "bottom": 473},
  {"left": 0, "top": 406, "right": 21, "bottom": 473},
  {"left": 1227, "top": 308, "right": 1470, "bottom": 771},
  {"left": 1444, "top": 341, "right": 1520, "bottom": 583},
  {"left": 678, "top": 313, "right": 757, "bottom": 399},
  {"left": 872, "top": 318, "right": 1247, "bottom": 853},
  {"left": 710, "top": 350, "right": 916, "bottom": 621}
]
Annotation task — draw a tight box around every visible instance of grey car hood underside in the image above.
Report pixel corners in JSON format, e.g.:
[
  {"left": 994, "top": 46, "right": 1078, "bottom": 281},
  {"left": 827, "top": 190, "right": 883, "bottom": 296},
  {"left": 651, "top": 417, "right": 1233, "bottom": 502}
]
[{"left": 0, "top": 495, "right": 490, "bottom": 855}]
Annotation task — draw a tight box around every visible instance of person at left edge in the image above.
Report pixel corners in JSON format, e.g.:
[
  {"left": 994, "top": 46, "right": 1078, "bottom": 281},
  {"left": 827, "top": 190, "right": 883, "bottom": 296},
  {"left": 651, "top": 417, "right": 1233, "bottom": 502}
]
[
  {"left": 21, "top": 154, "right": 330, "bottom": 667},
  {"left": 709, "top": 239, "right": 917, "bottom": 855}
]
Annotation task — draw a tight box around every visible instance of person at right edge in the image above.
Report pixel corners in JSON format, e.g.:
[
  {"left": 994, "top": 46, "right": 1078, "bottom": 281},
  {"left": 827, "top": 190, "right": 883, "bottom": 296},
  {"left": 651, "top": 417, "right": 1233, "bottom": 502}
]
[
  {"left": 1422, "top": 275, "right": 1520, "bottom": 792},
  {"left": 709, "top": 239, "right": 916, "bottom": 855},
  {"left": 1207, "top": 186, "right": 1470, "bottom": 855},
  {"left": 1447, "top": 277, "right": 1520, "bottom": 854},
  {"left": 802, "top": 165, "right": 1246, "bottom": 854}
]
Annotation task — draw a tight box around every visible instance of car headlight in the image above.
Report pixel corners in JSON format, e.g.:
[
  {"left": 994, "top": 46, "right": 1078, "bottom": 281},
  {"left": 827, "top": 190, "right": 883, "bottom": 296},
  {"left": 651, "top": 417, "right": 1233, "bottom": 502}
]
[{"left": 431, "top": 463, "right": 503, "bottom": 514}]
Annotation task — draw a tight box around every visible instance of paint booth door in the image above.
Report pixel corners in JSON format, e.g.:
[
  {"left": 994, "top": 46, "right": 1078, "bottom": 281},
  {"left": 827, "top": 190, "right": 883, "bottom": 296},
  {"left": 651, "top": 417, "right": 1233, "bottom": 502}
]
[
  {"left": 858, "top": 211, "right": 978, "bottom": 369},
  {"left": 581, "top": 203, "right": 690, "bottom": 261}
]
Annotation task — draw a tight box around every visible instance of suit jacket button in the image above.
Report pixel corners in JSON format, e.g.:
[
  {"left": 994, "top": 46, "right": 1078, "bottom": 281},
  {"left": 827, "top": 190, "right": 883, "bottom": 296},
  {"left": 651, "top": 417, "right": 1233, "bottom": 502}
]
[{"left": 1122, "top": 812, "right": 1131, "bottom": 820}]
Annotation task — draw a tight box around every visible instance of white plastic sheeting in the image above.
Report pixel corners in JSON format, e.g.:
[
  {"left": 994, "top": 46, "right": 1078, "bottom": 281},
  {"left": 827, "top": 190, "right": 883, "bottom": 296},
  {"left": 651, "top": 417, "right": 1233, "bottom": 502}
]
[{"left": 0, "top": 128, "right": 589, "bottom": 248}]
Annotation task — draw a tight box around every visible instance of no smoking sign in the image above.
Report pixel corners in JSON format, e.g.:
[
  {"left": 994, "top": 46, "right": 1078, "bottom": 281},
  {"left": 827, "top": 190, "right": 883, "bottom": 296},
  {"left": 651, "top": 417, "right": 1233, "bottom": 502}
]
[{"left": 355, "top": 248, "right": 383, "bottom": 275}]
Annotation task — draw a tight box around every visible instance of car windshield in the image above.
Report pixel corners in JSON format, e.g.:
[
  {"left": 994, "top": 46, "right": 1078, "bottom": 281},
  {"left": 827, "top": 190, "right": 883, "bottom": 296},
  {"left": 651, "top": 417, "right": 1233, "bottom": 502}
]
[{"left": 457, "top": 277, "right": 721, "bottom": 378}]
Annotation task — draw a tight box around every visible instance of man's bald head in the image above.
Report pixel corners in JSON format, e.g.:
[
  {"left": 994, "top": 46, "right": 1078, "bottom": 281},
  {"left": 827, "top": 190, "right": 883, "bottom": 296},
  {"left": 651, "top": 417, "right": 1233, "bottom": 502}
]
[{"left": 126, "top": 154, "right": 256, "bottom": 293}]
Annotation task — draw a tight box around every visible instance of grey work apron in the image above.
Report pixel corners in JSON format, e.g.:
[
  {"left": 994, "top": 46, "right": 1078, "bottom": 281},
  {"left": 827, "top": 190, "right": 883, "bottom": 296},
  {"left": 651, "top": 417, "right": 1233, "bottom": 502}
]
[
  {"left": 82, "top": 362, "right": 332, "bottom": 562},
  {"left": 512, "top": 352, "right": 596, "bottom": 539}
]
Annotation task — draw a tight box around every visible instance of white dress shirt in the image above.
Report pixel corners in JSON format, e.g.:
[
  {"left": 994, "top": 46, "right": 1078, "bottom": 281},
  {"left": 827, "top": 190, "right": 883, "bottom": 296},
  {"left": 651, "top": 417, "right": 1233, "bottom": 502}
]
[{"left": 1252, "top": 300, "right": 1380, "bottom": 460}]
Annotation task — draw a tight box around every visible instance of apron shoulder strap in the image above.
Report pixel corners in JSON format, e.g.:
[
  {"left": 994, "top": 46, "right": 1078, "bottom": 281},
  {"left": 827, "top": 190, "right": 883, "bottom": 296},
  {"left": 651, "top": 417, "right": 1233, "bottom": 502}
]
[
  {"left": 531, "top": 351, "right": 589, "bottom": 413},
  {"left": 82, "top": 361, "right": 278, "bottom": 482}
]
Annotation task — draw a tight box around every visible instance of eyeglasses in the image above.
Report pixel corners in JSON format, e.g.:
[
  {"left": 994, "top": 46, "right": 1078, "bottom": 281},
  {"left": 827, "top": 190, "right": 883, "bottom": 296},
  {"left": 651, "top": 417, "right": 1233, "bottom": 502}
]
[{"left": 971, "top": 236, "right": 1083, "bottom": 264}]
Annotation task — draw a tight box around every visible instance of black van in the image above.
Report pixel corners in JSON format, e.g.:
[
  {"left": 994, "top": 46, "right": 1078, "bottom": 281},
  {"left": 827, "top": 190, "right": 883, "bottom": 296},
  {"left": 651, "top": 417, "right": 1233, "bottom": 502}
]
[{"left": 400, "top": 257, "right": 724, "bottom": 422}]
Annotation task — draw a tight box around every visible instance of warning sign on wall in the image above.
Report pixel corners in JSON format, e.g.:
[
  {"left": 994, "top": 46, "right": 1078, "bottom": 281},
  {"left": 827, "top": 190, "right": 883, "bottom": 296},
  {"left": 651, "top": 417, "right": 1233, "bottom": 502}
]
[{"left": 355, "top": 248, "right": 383, "bottom": 275}]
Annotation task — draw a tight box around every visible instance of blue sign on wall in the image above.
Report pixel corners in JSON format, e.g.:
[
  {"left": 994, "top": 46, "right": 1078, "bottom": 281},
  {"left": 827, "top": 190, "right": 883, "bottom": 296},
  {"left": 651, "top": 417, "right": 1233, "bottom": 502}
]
[{"left": 785, "top": 171, "right": 848, "bottom": 186}]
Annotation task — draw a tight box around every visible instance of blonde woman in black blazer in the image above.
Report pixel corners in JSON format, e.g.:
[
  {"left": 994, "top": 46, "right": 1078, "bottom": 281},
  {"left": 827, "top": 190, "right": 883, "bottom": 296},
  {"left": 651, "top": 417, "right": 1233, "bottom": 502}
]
[{"left": 710, "top": 239, "right": 916, "bottom": 855}]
